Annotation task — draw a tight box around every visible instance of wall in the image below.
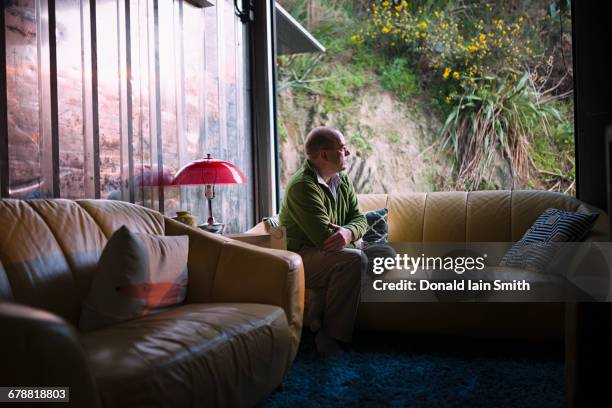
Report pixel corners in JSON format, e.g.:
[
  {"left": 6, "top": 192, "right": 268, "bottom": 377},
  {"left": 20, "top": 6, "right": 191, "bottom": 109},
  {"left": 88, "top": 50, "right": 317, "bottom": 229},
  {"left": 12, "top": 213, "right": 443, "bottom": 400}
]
[
  {"left": 568, "top": 2, "right": 612, "bottom": 407},
  {"left": 1, "top": 0, "right": 253, "bottom": 233}
]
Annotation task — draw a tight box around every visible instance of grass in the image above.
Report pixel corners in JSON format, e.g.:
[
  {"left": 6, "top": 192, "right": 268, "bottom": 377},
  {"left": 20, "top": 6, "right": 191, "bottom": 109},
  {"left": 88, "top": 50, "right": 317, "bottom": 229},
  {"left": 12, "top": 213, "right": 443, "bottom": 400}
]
[
  {"left": 388, "top": 133, "right": 402, "bottom": 143},
  {"left": 531, "top": 105, "right": 575, "bottom": 193},
  {"left": 380, "top": 58, "right": 420, "bottom": 102}
]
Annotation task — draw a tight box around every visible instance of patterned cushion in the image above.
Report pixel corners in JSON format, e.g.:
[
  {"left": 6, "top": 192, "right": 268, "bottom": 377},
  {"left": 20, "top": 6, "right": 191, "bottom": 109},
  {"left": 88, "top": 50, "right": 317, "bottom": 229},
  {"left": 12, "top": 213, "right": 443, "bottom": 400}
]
[
  {"left": 263, "top": 216, "right": 280, "bottom": 232},
  {"left": 79, "top": 226, "right": 189, "bottom": 331},
  {"left": 362, "top": 208, "right": 389, "bottom": 247},
  {"left": 499, "top": 208, "right": 598, "bottom": 273}
]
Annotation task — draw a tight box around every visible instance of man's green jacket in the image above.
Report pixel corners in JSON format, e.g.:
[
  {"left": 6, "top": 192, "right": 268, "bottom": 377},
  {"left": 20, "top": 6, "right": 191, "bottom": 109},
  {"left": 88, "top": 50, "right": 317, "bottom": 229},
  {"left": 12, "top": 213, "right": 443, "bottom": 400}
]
[{"left": 279, "top": 159, "right": 367, "bottom": 251}]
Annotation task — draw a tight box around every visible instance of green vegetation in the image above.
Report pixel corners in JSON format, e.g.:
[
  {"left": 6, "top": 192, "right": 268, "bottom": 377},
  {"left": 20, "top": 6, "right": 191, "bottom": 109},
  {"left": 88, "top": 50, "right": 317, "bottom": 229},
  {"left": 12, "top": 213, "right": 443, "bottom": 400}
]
[
  {"left": 380, "top": 58, "right": 419, "bottom": 101},
  {"left": 440, "top": 72, "right": 562, "bottom": 188},
  {"left": 351, "top": 129, "right": 374, "bottom": 156},
  {"left": 277, "top": 0, "right": 574, "bottom": 194},
  {"left": 388, "top": 133, "right": 402, "bottom": 143}
]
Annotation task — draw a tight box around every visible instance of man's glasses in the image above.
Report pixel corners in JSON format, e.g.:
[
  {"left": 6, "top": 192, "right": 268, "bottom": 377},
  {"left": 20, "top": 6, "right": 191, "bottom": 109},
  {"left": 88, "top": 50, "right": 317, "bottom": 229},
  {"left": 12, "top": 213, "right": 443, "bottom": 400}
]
[{"left": 324, "top": 145, "right": 350, "bottom": 156}]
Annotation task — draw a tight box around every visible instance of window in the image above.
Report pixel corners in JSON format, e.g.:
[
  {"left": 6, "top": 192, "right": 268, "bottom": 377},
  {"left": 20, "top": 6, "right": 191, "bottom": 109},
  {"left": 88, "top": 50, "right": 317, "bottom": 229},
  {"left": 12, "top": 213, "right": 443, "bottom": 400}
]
[
  {"left": 276, "top": 1, "right": 575, "bottom": 196},
  {"left": 1, "top": 0, "right": 253, "bottom": 232}
]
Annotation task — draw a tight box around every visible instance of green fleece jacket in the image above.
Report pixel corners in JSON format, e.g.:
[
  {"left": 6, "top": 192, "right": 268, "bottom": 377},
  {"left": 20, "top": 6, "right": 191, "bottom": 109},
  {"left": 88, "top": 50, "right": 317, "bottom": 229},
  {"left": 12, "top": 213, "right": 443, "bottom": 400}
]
[{"left": 279, "top": 160, "right": 367, "bottom": 251}]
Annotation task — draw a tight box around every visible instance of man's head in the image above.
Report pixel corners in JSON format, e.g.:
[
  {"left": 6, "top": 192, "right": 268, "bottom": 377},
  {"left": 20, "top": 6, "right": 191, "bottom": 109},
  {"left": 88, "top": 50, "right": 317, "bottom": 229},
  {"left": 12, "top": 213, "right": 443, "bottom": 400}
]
[{"left": 305, "top": 127, "right": 350, "bottom": 175}]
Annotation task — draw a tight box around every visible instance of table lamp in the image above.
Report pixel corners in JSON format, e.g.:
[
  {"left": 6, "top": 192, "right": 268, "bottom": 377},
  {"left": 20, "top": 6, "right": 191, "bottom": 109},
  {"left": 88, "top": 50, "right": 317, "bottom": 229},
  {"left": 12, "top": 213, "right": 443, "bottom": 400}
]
[{"left": 173, "top": 154, "right": 246, "bottom": 233}]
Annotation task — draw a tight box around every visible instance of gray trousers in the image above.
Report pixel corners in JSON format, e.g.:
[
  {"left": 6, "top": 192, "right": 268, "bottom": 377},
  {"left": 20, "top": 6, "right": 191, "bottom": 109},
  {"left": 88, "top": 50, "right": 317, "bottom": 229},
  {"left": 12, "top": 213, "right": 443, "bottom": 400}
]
[{"left": 298, "top": 243, "right": 396, "bottom": 342}]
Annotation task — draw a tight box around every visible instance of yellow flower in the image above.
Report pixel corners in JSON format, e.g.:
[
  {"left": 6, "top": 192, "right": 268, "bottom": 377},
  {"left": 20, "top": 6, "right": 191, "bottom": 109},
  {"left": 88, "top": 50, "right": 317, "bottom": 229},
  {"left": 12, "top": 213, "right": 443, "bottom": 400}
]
[
  {"left": 452, "top": 71, "right": 460, "bottom": 80},
  {"left": 442, "top": 67, "right": 451, "bottom": 79},
  {"left": 382, "top": 27, "right": 390, "bottom": 33},
  {"left": 417, "top": 22, "right": 428, "bottom": 30}
]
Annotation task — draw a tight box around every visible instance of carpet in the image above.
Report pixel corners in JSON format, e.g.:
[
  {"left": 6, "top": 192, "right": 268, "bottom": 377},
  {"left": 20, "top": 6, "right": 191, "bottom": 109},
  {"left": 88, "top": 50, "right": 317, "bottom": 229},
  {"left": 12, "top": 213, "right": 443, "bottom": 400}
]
[{"left": 261, "top": 331, "right": 564, "bottom": 407}]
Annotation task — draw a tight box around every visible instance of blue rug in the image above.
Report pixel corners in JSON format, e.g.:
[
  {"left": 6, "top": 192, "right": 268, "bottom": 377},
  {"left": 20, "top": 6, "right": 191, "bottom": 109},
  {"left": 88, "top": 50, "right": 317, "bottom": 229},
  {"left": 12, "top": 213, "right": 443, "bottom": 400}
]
[{"left": 262, "top": 331, "right": 564, "bottom": 407}]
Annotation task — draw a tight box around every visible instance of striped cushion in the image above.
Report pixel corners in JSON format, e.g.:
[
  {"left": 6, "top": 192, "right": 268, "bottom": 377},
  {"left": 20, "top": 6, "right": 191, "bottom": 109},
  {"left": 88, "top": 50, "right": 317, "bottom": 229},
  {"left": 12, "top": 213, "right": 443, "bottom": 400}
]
[
  {"left": 499, "top": 208, "right": 598, "bottom": 273},
  {"left": 263, "top": 216, "right": 280, "bottom": 232}
]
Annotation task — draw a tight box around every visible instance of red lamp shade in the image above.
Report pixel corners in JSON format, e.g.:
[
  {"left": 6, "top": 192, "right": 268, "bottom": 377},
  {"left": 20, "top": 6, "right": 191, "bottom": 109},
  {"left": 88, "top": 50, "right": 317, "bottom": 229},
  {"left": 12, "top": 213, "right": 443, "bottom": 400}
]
[{"left": 173, "top": 154, "right": 246, "bottom": 186}]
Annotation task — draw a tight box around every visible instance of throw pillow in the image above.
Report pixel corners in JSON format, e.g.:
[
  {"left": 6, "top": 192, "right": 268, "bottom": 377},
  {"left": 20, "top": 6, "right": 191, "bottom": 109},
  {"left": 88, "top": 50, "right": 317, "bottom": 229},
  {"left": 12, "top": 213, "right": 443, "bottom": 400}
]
[
  {"left": 499, "top": 208, "right": 598, "bottom": 273},
  {"left": 362, "top": 208, "right": 389, "bottom": 248},
  {"left": 80, "top": 225, "right": 189, "bottom": 331},
  {"left": 263, "top": 216, "right": 280, "bottom": 232}
]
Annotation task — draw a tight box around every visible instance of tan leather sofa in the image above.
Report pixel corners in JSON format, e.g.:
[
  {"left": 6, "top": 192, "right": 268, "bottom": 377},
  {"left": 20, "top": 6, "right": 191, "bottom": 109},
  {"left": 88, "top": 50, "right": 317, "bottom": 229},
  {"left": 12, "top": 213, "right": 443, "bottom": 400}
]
[
  {"left": 0, "top": 199, "right": 304, "bottom": 408},
  {"left": 356, "top": 190, "right": 608, "bottom": 339}
]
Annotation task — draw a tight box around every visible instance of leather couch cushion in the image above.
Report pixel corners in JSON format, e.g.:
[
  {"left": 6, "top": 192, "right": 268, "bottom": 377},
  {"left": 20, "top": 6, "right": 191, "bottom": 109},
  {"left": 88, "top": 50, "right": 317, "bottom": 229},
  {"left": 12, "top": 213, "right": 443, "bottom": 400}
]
[
  {"left": 0, "top": 200, "right": 82, "bottom": 322},
  {"left": 359, "top": 190, "right": 608, "bottom": 245},
  {"left": 80, "top": 303, "right": 290, "bottom": 408},
  {"left": 80, "top": 226, "right": 189, "bottom": 331},
  {"left": 465, "top": 190, "right": 512, "bottom": 241},
  {"left": 388, "top": 193, "right": 427, "bottom": 242},
  {"left": 77, "top": 200, "right": 165, "bottom": 238},
  {"left": 0, "top": 199, "right": 172, "bottom": 325},
  {"left": 28, "top": 199, "right": 107, "bottom": 301},
  {"left": 357, "top": 194, "right": 387, "bottom": 213}
]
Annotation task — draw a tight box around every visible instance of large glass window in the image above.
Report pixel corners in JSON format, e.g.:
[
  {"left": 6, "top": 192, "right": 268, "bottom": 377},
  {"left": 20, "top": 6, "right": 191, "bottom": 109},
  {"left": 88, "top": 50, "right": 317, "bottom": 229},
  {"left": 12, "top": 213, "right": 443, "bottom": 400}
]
[
  {"left": 276, "top": 1, "right": 575, "bottom": 196},
  {"left": 5, "top": 0, "right": 50, "bottom": 198},
  {"left": 96, "top": 0, "right": 123, "bottom": 200},
  {"left": 56, "top": 0, "right": 86, "bottom": 198},
  {"left": 2, "top": 0, "right": 253, "bottom": 232}
]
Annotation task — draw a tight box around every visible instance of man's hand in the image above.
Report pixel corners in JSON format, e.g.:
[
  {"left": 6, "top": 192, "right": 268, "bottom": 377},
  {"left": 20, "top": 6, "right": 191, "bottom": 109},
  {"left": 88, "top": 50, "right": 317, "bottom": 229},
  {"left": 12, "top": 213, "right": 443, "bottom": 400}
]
[{"left": 323, "top": 223, "right": 353, "bottom": 252}]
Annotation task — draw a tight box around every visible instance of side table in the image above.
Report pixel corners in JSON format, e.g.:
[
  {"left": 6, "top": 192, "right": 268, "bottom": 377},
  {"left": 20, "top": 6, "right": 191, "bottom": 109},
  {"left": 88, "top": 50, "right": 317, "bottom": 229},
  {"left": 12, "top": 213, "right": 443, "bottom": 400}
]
[{"left": 224, "top": 225, "right": 287, "bottom": 250}]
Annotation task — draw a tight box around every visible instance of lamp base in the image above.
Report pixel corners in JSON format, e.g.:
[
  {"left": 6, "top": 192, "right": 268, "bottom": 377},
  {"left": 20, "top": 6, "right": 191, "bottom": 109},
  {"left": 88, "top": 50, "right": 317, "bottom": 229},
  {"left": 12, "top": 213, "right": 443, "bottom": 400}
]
[{"left": 199, "top": 222, "right": 225, "bottom": 234}]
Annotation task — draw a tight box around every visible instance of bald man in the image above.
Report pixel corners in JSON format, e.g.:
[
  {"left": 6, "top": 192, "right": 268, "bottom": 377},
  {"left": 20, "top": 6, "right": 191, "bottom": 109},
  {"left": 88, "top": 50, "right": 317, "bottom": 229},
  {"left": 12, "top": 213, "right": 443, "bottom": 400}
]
[{"left": 278, "top": 126, "right": 395, "bottom": 354}]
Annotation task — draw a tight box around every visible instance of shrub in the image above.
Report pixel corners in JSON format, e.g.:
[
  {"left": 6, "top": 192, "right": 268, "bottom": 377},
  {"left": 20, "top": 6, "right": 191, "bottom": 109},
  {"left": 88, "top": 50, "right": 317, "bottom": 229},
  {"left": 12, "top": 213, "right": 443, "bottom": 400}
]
[
  {"left": 441, "top": 72, "right": 561, "bottom": 188},
  {"left": 359, "top": 0, "right": 573, "bottom": 191},
  {"left": 361, "top": 0, "right": 534, "bottom": 101},
  {"left": 380, "top": 58, "right": 419, "bottom": 101}
]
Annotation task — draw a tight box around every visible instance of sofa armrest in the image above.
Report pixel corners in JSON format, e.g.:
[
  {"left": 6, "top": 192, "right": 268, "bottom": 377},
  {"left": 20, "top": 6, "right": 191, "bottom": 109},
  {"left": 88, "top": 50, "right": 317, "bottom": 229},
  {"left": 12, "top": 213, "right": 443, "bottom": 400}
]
[
  {"left": 0, "top": 302, "right": 100, "bottom": 408},
  {"left": 226, "top": 226, "right": 287, "bottom": 250},
  {"left": 165, "top": 218, "right": 304, "bottom": 364},
  {"left": 165, "top": 218, "right": 229, "bottom": 303},
  {"left": 211, "top": 241, "right": 304, "bottom": 365}
]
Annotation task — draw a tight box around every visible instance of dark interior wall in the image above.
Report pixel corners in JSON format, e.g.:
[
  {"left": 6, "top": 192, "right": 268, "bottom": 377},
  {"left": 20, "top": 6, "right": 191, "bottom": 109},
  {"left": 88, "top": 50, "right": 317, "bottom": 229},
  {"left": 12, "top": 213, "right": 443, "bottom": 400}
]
[
  {"left": 573, "top": 0, "right": 612, "bottom": 209},
  {"left": 569, "top": 2, "right": 612, "bottom": 406}
]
